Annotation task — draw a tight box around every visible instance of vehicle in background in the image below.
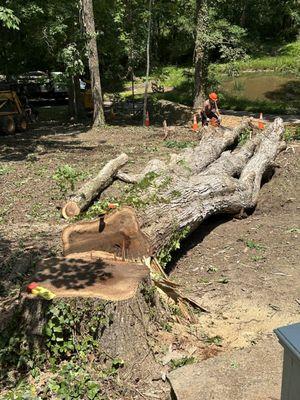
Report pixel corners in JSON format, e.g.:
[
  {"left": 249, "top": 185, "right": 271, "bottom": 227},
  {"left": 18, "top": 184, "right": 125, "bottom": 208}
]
[
  {"left": 13, "top": 71, "right": 68, "bottom": 100},
  {"left": 80, "top": 79, "right": 93, "bottom": 110},
  {"left": 50, "top": 72, "right": 68, "bottom": 99},
  {"left": 0, "top": 90, "right": 31, "bottom": 134},
  {"left": 17, "top": 71, "right": 50, "bottom": 98}
]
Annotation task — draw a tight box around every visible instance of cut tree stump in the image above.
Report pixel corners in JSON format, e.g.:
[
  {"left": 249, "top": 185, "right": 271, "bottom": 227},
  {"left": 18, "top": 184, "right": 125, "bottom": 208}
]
[
  {"left": 17, "top": 274, "right": 168, "bottom": 380},
  {"left": 62, "top": 153, "right": 129, "bottom": 219},
  {"left": 35, "top": 255, "right": 149, "bottom": 301}
]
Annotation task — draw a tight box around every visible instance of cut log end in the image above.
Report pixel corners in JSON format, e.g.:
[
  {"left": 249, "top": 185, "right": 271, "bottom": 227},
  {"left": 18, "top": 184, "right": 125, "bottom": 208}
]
[
  {"left": 61, "top": 201, "right": 81, "bottom": 219},
  {"left": 62, "top": 207, "right": 151, "bottom": 259}
]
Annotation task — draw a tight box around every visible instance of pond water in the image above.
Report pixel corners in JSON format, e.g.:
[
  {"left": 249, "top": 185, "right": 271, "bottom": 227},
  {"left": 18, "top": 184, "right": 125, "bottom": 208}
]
[{"left": 221, "top": 72, "right": 300, "bottom": 106}]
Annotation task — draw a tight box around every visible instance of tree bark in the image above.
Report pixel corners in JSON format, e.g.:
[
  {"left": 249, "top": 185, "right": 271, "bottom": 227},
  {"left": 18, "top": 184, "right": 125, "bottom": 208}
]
[
  {"left": 138, "top": 119, "right": 284, "bottom": 256},
  {"left": 10, "top": 278, "right": 169, "bottom": 380},
  {"left": 68, "top": 75, "right": 84, "bottom": 119},
  {"left": 143, "top": 0, "right": 153, "bottom": 124},
  {"left": 81, "top": 0, "right": 105, "bottom": 127},
  {"left": 193, "top": 0, "right": 209, "bottom": 110},
  {"left": 62, "top": 153, "right": 129, "bottom": 219},
  {"left": 62, "top": 119, "right": 285, "bottom": 264}
]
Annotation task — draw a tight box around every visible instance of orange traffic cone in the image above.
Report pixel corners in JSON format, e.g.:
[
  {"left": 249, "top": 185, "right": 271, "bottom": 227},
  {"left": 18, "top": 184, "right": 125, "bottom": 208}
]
[
  {"left": 192, "top": 114, "right": 198, "bottom": 131},
  {"left": 258, "top": 112, "right": 265, "bottom": 130},
  {"left": 145, "top": 111, "right": 150, "bottom": 127}
]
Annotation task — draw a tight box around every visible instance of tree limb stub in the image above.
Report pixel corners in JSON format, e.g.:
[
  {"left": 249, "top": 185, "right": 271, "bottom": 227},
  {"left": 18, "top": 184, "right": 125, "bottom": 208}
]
[{"left": 62, "top": 153, "right": 129, "bottom": 219}]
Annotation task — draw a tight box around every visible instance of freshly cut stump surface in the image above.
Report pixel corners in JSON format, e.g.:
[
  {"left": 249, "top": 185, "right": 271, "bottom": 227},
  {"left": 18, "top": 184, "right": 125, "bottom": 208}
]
[
  {"left": 62, "top": 207, "right": 150, "bottom": 258},
  {"left": 34, "top": 255, "right": 149, "bottom": 301}
]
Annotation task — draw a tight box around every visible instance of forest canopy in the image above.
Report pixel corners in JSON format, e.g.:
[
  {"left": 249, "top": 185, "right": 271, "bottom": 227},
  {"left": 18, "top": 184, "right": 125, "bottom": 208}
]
[{"left": 1, "top": 0, "right": 299, "bottom": 88}]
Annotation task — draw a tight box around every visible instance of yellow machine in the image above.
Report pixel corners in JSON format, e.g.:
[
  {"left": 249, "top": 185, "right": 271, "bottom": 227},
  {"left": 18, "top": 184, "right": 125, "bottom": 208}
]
[
  {"left": 0, "top": 91, "right": 29, "bottom": 134},
  {"left": 82, "top": 88, "right": 93, "bottom": 110}
]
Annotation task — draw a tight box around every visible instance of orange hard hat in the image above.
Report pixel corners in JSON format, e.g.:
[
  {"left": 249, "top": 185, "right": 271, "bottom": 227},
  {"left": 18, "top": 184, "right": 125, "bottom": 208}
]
[{"left": 209, "top": 92, "right": 218, "bottom": 101}]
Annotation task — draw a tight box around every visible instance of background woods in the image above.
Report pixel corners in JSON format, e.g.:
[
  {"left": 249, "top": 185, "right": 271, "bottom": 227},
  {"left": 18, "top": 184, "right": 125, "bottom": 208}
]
[{"left": 1, "top": 0, "right": 299, "bottom": 115}]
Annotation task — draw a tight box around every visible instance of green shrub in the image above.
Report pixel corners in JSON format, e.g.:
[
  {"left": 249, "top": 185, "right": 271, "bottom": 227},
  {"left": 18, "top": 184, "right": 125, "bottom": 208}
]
[{"left": 52, "top": 165, "right": 86, "bottom": 195}]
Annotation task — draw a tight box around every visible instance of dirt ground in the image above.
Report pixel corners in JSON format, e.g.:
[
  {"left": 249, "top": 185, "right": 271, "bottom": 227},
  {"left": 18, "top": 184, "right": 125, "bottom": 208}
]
[{"left": 0, "top": 110, "right": 299, "bottom": 399}]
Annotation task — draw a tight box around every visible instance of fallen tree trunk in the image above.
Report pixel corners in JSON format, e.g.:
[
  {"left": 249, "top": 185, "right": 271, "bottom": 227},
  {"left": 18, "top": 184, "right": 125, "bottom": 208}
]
[
  {"left": 62, "top": 118, "right": 284, "bottom": 264},
  {"left": 62, "top": 153, "right": 128, "bottom": 219},
  {"left": 139, "top": 118, "right": 284, "bottom": 257},
  {"left": 116, "top": 120, "right": 252, "bottom": 184}
]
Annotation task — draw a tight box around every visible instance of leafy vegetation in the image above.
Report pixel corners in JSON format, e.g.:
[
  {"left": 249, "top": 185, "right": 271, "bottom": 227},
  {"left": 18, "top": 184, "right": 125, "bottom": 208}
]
[
  {"left": 0, "top": 6, "right": 20, "bottom": 29},
  {"left": 214, "top": 41, "right": 300, "bottom": 75},
  {"left": 0, "top": 300, "right": 124, "bottom": 399},
  {"left": 52, "top": 165, "right": 86, "bottom": 196},
  {"left": 203, "top": 334, "right": 223, "bottom": 346},
  {"left": 42, "top": 363, "right": 102, "bottom": 400},
  {"left": 157, "top": 226, "right": 191, "bottom": 267},
  {"left": 1, "top": 1, "right": 299, "bottom": 106},
  {"left": 245, "top": 239, "right": 265, "bottom": 251},
  {"left": 83, "top": 172, "right": 166, "bottom": 217},
  {"left": 284, "top": 126, "right": 300, "bottom": 142},
  {"left": 169, "top": 356, "right": 196, "bottom": 370},
  {"left": 0, "top": 165, "right": 13, "bottom": 175},
  {"left": 238, "top": 128, "right": 252, "bottom": 145}
]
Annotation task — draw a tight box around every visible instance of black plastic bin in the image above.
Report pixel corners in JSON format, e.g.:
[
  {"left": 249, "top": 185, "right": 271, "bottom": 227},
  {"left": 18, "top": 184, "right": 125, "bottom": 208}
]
[{"left": 274, "top": 323, "right": 300, "bottom": 400}]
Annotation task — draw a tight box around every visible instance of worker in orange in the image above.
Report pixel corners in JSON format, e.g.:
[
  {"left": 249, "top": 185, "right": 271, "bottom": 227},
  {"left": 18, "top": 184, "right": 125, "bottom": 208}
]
[{"left": 200, "top": 92, "right": 221, "bottom": 127}]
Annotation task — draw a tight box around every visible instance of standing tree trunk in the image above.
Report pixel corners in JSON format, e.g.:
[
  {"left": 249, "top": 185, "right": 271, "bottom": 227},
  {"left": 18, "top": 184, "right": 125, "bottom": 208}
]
[
  {"left": 81, "top": 0, "right": 105, "bottom": 127},
  {"left": 143, "top": 0, "right": 153, "bottom": 124},
  {"left": 193, "top": 0, "right": 209, "bottom": 110},
  {"left": 68, "top": 75, "right": 85, "bottom": 120}
]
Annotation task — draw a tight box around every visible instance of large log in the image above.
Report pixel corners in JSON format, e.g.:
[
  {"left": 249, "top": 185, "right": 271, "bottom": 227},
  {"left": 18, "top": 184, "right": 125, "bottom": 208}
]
[
  {"left": 62, "top": 153, "right": 129, "bottom": 219},
  {"left": 62, "top": 119, "right": 284, "bottom": 263},
  {"left": 139, "top": 118, "right": 284, "bottom": 255}
]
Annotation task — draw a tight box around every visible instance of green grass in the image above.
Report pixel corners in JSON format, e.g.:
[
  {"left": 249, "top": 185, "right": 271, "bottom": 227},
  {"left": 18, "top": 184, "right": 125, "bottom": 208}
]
[
  {"left": 216, "top": 56, "right": 299, "bottom": 75},
  {"left": 150, "top": 65, "right": 193, "bottom": 87},
  {"left": 219, "top": 94, "right": 299, "bottom": 114},
  {"left": 214, "top": 41, "right": 300, "bottom": 75}
]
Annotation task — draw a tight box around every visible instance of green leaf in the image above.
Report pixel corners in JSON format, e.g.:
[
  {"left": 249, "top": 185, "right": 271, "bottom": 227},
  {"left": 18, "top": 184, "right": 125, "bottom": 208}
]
[{"left": 87, "top": 384, "right": 100, "bottom": 399}]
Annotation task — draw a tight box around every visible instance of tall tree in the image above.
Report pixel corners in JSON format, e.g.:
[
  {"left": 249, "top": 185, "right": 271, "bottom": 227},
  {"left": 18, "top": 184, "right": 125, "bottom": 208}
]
[
  {"left": 81, "top": 0, "right": 105, "bottom": 127},
  {"left": 143, "top": 0, "right": 153, "bottom": 124},
  {"left": 193, "top": 0, "right": 209, "bottom": 110}
]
